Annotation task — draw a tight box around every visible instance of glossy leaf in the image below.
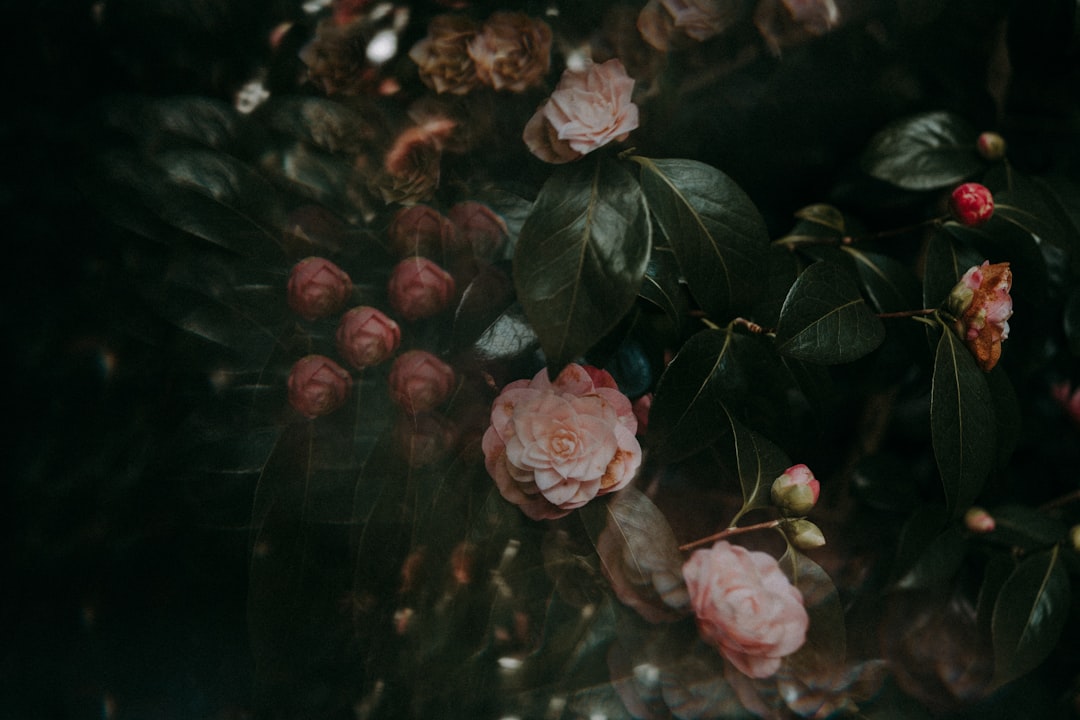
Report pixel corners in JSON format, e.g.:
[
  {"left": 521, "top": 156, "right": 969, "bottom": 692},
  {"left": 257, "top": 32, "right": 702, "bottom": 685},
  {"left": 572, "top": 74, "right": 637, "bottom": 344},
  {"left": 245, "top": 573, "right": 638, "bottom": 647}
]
[
  {"left": 992, "top": 546, "right": 1071, "bottom": 686},
  {"left": 780, "top": 548, "right": 846, "bottom": 672},
  {"left": 987, "top": 368, "right": 1021, "bottom": 467},
  {"left": 922, "top": 226, "right": 984, "bottom": 309},
  {"left": 632, "top": 156, "right": 769, "bottom": 320},
  {"left": 842, "top": 248, "right": 922, "bottom": 313},
  {"left": 860, "top": 111, "right": 981, "bottom": 190},
  {"left": 931, "top": 326, "right": 996, "bottom": 512},
  {"left": 514, "top": 159, "right": 651, "bottom": 371},
  {"left": 639, "top": 247, "right": 688, "bottom": 332},
  {"left": 985, "top": 505, "right": 1067, "bottom": 551},
  {"left": 795, "top": 203, "right": 846, "bottom": 233},
  {"left": 775, "top": 261, "right": 886, "bottom": 363},
  {"left": 717, "top": 407, "right": 791, "bottom": 521}
]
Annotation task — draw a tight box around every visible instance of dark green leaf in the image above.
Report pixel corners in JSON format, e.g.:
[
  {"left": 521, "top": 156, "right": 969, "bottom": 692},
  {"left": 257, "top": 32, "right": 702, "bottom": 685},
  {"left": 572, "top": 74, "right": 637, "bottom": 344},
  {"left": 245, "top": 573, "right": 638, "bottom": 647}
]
[
  {"left": 931, "top": 326, "right": 996, "bottom": 512},
  {"left": 987, "top": 368, "right": 1021, "bottom": 467},
  {"left": 985, "top": 505, "right": 1067, "bottom": 550},
  {"left": 992, "top": 546, "right": 1071, "bottom": 685},
  {"left": 451, "top": 263, "right": 516, "bottom": 352},
  {"left": 775, "top": 261, "right": 886, "bottom": 363},
  {"left": 514, "top": 159, "right": 651, "bottom": 371},
  {"left": 842, "top": 248, "right": 922, "bottom": 313},
  {"left": 860, "top": 111, "right": 981, "bottom": 190},
  {"left": 780, "top": 548, "right": 846, "bottom": 672},
  {"left": 794, "top": 203, "right": 846, "bottom": 233},
  {"left": 716, "top": 407, "right": 791, "bottom": 521},
  {"left": 632, "top": 156, "right": 769, "bottom": 320},
  {"left": 923, "top": 227, "right": 983, "bottom": 309},
  {"left": 977, "top": 553, "right": 1015, "bottom": 638},
  {"left": 469, "top": 302, "right": 541, "bottom": 364},
  {"left": 888, "top": 505, "right": 962, "bottom": 590},
  {"left": 1065, "top": 289, "right": 1080, "bottom": 356},
  {"left": 639, "top": 248, "right": 688, "bottom": 331}
]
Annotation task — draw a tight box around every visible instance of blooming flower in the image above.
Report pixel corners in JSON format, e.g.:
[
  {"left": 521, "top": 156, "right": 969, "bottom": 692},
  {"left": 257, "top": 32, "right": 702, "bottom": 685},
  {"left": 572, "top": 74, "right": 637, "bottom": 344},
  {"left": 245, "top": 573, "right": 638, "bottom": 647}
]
[
  {"left": 949, "top": 183, "right": 994, "bottom": 227},
  {"left": 387, "top": 257, "right": 456, "bottom": 322},
  {"left": 771, "top": 463, "right": 820, "bottom": 515},
  {"left": 523, "top": 59, "right": 639, "bottom": 164},
  {"left": 468, "top": 12, "right": 552, "bottom": 92},
  {"left": 946, "top": 261, "right": 1012, "bottom": 372},
  {"left": 409, "top": 14, "right": 480, "bottom": 95},
  {"left": 683, "top": 541, "right": 809, "bottom": 678},
  {"left": 335, "top": 306, "right": 401, "bottom": 369},
  {"left": 389, "top": 350, "right": 456, "bottom": 415},
  {"left": 482, "top": 364, "right": 642, "bottom": 520},
  {"left": 637, "top": 0, "right": 737, "bottom": 50},
  {"left": 288, "top": 355, "right": 353, "bottom": 418},
  {"left": 287, "top": 257, "right": 353, "bottom": 321}
]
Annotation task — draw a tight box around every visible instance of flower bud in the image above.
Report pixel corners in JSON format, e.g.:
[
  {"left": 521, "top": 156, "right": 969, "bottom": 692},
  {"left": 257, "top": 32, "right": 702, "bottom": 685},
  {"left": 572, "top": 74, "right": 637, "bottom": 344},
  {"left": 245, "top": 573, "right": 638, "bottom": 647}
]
[
  {"left": 771, "top": 464, "right": 820, "bottom": 515},
  {"left": 447, "top": 201, "right": 509, "bottom": 258},
  {"left": 335, "top": 306, "right": 401, "bottom": 370},
  {"left": 976, "top": 132, "right": 1006, "bottom": 161},
  {"left": 389, "top": 350, "right": 456, "bottom": 415},
  {"left": 287, "top": 257, "right": 353, "bottom": 321},
  {"left": 632, "top": 393, "right": 653, "bottom": 437},
  {"left": 963, "top": 507, "right": 996, "bottom": 534},
  {"left": 945, "top": 261, "right": 1013, "bottom": 372},
  {"left": 784, "top": 519, "right": 826, "bottom": 550},
  {"left": 387, "top": 257, "right": 456, "bottom": 322},
  {"left": 949, "top": 183, "right": 994, "bottom": 227},
  {"left": 1070, "top": 525, "right": 1080, "bottom": 553},
  {"left": 287, "top": 354, "right": 353, "bottom": 418},
  {"left": 388, "top": 204, "right": 456, "bottom": 258}
]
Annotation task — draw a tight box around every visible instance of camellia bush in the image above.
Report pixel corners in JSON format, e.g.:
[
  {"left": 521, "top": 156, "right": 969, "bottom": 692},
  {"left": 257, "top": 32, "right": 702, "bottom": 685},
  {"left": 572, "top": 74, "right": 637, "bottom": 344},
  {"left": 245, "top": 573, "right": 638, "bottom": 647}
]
[{"left": 72, "top": 0, "right": 1080, "bottom": 718}]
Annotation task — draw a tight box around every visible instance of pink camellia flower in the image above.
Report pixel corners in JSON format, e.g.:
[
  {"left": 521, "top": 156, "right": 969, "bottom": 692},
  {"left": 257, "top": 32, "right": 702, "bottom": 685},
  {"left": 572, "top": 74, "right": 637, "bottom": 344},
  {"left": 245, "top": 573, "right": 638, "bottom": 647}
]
[
  {"left": 387, "top": 257, "right": 456, "bottom": 322},
  {"left": 482, "top": 364, "right": 642, "bottom": 520},
  {"left": 409, "top": 14, "right": 480, "bottom": 96},
  {"left": 287, "top": 257, "right": 353, "bottom": 321},
  {"left": 946, "top": 261, "right": 1012, "bottom": 372},
  {"left": 770, "top": 463, "right": 820, "bottom": 515},
  {"left": 388, "top": 204, "right": 456, "bottom": 258},
  {"left": 523, "top": 59, "right": 639, "bottom": 164},
  {"left": 335, "top": 306, "right": 401, "bottom": 370},
  {"left": 389, "top": 350, "right": 456, "bottom": 415},
  {"left": 468, "top": 12, "right": 552, "bottom": 92},
  {"left": 287, "top": 354, "right": 353, "bottom": 418},
  {"left": 638, "top": 0, "right": 737, "bottom": 50},
  {"left": 683, "top": 541, "right": 809, "bottom": 679},
  {"left": 447, "top": 201, "right": 509, "bottom": 258},
  {"left": 949, "top": 183, "right": 994, "bottom": 227}
]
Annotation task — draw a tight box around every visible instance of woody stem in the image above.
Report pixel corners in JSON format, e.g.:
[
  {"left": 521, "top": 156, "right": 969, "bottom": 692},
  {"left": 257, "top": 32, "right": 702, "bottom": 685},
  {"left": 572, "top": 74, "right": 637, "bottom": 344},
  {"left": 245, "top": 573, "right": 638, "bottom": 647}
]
[
  {"left": 876, "top": 308, "right": 937, "bottom": 319},
  {"left": 679, "top": 519, "right": 782, "bottom": 552}
]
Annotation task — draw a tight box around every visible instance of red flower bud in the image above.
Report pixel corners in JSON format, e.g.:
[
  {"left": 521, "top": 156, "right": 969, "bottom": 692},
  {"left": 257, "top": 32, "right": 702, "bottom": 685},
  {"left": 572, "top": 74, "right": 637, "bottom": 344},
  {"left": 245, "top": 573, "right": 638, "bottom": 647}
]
[
  {"left": 976, "top": 132, "right": 1006, "bottom": 161},
  {"left": 287, "top": 257, "right": 353, "bottom": 321},
  {"left": 389, "top": 350, "right": 456, "bottom": 414},
  {"left": 388, "top": 204, "right": 456, "bottom": 258},
  {"left": 447, "top": 201, "right": 509, "bottom": 258},
  {"left": 388, "top": 257, "right": 456, "bottom": 322},
  {"left": 949, "top": 183, "right": 994, "bottom": 227},
  {"left": 335, "top": 306, "right": 401, "bottom": 370},
  {"left": 287, "top": 354, "right": 353, "bottom": 418}
]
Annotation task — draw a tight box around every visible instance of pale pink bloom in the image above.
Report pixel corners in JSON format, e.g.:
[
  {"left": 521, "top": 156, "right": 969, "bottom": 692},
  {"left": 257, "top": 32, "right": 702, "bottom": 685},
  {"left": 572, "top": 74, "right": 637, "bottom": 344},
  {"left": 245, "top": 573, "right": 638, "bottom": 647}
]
[
  {"left": 387, "top": 257, "right": 456, "bottom": 322},
  {"left": 287, "top": 257, "right": 353, "bottom": 321},
  {"left": 523, "top": 59, "right": 639, "bottom": 164},
  {"left": 389, "top": 350, "right": 456, "bottom": 415},
  {"left": 946, "top": 261, "right": 1012, "bottom": 372},
  {"left": 482, "top": 364, "right": 642, "bottom": 520},
  {"left": 467, "top": 12, "right": 552, "bottom": 92},
  {"left": 683, "top": 541, "right": 808, "bottom": 678},
  {"left": 335, "top": 306, "right": 401, "bottom": 370},
  {"left": 287, "top": 355, "right": 353, "bottom": 418}
]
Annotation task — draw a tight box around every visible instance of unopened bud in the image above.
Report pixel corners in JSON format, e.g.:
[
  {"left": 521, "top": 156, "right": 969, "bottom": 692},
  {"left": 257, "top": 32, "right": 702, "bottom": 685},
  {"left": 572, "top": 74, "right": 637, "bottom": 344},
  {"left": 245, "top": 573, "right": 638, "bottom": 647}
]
[
  {"left": 771, "top": 464, "right": 820, "bottom": 515},
  {"left": 949, "top": 183, "right": 994, "bottom": 227},
  {"left": 964, "top": 507, "right": 996, "bottom": 534},
  {"left": 976, "top": 132, "right": 1006, "bottom": 161},
  {"left": 785, "top": 519, "right": 826, "bottom": 550},
  {"left": 1070, "top": 525, "right": 1080, "bottom": 552}
]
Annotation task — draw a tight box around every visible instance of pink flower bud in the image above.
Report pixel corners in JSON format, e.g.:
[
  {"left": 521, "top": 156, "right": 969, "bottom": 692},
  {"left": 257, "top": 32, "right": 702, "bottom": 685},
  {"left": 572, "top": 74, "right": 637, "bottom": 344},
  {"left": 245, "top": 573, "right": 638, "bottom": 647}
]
[
  {"left": 387, "top": 257, "right": 456, "bottom": 322},
  {"left": 771, "top": 464, "right": 820, "bottom": 515},
  {"left": 632, "top": 393, "right": 653, "bottom": 436},
  {"left": 946, "top": 261, "right": 1012, "bottom": 372},
  {"left": 949, "top": 183, "right": 994, "bottom": 227},
  {"left": 287, "top": 354, "right": 353, "bottom": 418},
  {"left": 335, "top": 306, "right": 401, "bottom": 370},
  {"left": 976, "top": 132, "right": 1006, "bottom": 161},
  {"left": 389, "top": 350, "right": 456, "bottom": 414},
  {"left": 964, "top": 507, "right": 996, "bottom": 534},
  {"left": 447, "top": 201, "right": 509, "bottom": 258},
  {"left": 287, "top": 257, "right": 353, "bottom": 321},
  {"left": 388, "top": 205, "right": 456, "bottom": 258}
]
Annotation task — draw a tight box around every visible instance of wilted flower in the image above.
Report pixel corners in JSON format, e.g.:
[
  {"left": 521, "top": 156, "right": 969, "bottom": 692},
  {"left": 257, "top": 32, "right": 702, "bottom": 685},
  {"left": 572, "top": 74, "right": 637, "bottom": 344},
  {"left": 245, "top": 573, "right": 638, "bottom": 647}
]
[
  {"left": 299, "top": 17, "right": 381, "bottom": 96},
  {"left": 288, "top": 355, "right": 353, "bottom": 418},
  {"left": 482, "top": 364, "right": 642, "bottom": 520},
  {"left": 447, "top": 201, "right": 508, "bottom": 258},
  {"left": 468, "top": 12, "right": 552, "bottom": 92},
  {"left": 949, "top": 183, "right": 994, "bottom": 227},
  {"left": 946, "top": 261, "right": 1012, "bottom": 372},
  {"left": 638, "top": 0, "right": 737, "bottom": 50},
  {"left": 409, "top": 14, "right": 480, "bottom": 95},
  {"left": 389, "top": 350, "right": 456, "bottom": 415},
  {"left": 683, "top": 541, "right": 809, "bottom": 678},
  {"left": 771, "top": 463, "right": 820, "bottom": 515},
  {"left": 369, "top": 125, "right": 443, "bottom": 205},
  {"left": 335, "top": 306, "right": 401, "bottom": 369},
  {"left": 523, "top": 59, "right": 639, "bottom": 164},
  {"left": 976, "top": 132, "right": 1007, "bottom": 161},
  {"left": 388, "top": 257, "right": 456, "bottom": 322},
  {"left": 287, "top": 257, "right": 353, "bottom": 321},
  {"left": 388, "top": 204, "right": 457, "bottom": 258}
]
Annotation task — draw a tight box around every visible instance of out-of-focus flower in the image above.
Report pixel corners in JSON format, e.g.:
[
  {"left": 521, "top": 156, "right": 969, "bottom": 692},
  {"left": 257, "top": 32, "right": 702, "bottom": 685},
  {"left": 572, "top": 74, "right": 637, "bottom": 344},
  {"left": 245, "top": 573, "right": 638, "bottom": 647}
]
[
  {"left": 332, "top": 0, "right": 371, "bottom": 26},
  {"left": 771, "top": 464, "right": 820, "bottom": 515},
  {"left": 336, "top": 306, "right": 401, "bottom": 369},
  {"left": 388, "top": 257, "right": 456, "bottom": 322},
  {"left": 482, "top": 364, "right": 642, "bottom": 520},
  {"left": 288, "top": 354, "right": 354, "bottom": 418},
  {"left": 523, "top": 59, "right": 639, "bottom": 164},
  {"left": 631, "top": 393, "right": 652, "bottom": 436},
  {"left": 683, "top": 541, "right": 809, "bottom": 678},
  {"left": 949, "top": 183, "right": 994, "bottom": 227},
  {"left": 1070, "top": 525, "right": 1080, "bottom": 552},
  {"left": 447, "top": 202, "right": 508, "bottom": 258},
  {"left": 394, "top": 411, "right": 458, "bottom": 466},
  {"left": 287, "top": 256, "right": 353, "bottom": 321},
  {"left": 388, "top": 204, "right": 457, "bottom": 258},
  {"left": 369, "top": 125, "right": 443, "bottom": 205},
  {"left": 946, "top": 261, "right": 1012, "bottom": 372},
  {"left": 409, "top": 14, "right": 480, "bottom": 95},
  {"left": 977, "top": 132, "right": 1007, "bottom": 161},
  {"left": 1051, "top": 381, "right": 1080, "bottom": 428},
  {"left": 389, "top": 350, "right": 456, "bottom": 414},
  {"left": 963, "top": 507, "right": 996, "bottom": 534},
  {"left": 468, "top": 12, "right": 552, "bottom": 92},
  {"left": 637, "top": 0, "right": 738, "bottom": 50},
  {"left": 299, "top": 18, "right": 381, "bottom": 96},
  {"left": 784, "top": 519, "right": 826, "bottom": 550},
  {"left": 754, "top": 0, "right": 840, "bottom": 55}
]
